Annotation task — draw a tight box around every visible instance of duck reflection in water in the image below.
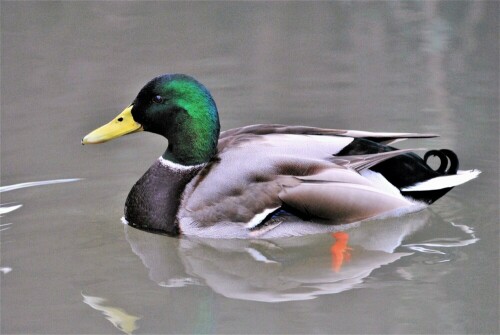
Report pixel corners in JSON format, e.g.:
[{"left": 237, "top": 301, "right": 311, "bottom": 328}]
[{"left": 124, "top": 210, "right": 478, "bottom": 303}]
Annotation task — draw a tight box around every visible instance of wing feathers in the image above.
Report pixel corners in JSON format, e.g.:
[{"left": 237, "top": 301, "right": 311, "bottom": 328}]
[
  {"left": 219, "top": 124, "right": 438, "bottom": 142},
  {"left": 182, "top": 126, "right": 447, "bottom": 237},
  {"left": 331, "top": 148, "right": 425, "bottom": 172},
  {"left": 279, "top": 182, "right": 413, "bottom": 224}
]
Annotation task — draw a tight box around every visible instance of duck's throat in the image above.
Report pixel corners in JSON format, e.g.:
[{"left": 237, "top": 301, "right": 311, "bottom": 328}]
[
  {"left": 163, "top": 131, "right": 218, "bottom": 166},
  {"left": 124, "top": 159, "right": 201, "bottom": 235},
  {"left": 162, "top": 109, "right": 220, "bottom": 165}
]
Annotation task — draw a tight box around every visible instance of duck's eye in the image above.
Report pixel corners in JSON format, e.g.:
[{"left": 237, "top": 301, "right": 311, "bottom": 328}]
[{"left": 152, "top": 95, "right": 164, "bottom": 104}]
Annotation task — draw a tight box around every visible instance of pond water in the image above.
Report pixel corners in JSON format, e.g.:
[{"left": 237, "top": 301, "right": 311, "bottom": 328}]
[{"left": 1, "top": 2, "right": 498, "bottom": 334}]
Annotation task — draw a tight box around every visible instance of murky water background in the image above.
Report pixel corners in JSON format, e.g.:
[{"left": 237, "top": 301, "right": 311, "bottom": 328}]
[{"left": 1, "top": 2, "right": 498, "bottom": 334}]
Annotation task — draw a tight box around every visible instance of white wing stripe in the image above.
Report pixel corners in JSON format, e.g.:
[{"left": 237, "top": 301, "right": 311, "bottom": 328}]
[{"left": 245, "top": 206, "right": 280, "bottom": 229}]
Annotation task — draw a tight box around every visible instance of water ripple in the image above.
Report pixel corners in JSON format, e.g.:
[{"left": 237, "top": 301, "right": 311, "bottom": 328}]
[
  {"left": 403, "top": 221, "right": 479, "bottom": 254},
  {"left": 0, "top": 204, "right": 23, "bottom": 215},
  {"left": 1, "top": 178, "right": 81, "bottom": 276},
  {"left": 0, "top": 178, "right": 81, "bottom": 193}
]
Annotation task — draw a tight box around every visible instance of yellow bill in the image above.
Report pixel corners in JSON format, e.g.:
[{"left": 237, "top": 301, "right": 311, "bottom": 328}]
[{"left": 82, "top": 106, "right": 143, "bottom": 144}]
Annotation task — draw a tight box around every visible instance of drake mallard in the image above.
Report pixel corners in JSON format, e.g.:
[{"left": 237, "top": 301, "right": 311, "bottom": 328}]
[{"left": 82, "top": 74, "right": 480, "bottom": 238}]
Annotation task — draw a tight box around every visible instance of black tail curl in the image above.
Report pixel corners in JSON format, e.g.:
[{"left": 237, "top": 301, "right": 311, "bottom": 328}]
[
  {"left": 424, "top": 149, "right": 459, "bottom": 175},
  {"left": 336, "top": 139, "right": 460, "bottom": 204}
]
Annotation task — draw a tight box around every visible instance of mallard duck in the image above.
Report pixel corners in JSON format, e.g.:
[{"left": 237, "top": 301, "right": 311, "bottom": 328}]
[{"left": 82, "top": 74, "right": 480, "bottom": 238}]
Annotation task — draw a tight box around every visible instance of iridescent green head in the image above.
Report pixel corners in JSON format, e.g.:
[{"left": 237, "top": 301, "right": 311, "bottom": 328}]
[{"left": 83, "top": 74, "right": 220, "bottom": 165}]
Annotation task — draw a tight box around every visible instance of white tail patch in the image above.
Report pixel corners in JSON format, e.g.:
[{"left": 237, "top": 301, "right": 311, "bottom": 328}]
[{"left": 402, "top": 169, "right": 481, "bottom": 192}]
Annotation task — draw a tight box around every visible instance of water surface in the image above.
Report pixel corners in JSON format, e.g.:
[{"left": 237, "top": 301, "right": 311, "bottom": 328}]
[{"left": 1, "top": 2, "right": 498, "bottom": 334}]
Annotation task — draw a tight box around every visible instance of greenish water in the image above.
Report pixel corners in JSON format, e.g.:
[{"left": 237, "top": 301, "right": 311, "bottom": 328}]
[{"left": 1, "top": 2, "right": 498, "bottom": 334}]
